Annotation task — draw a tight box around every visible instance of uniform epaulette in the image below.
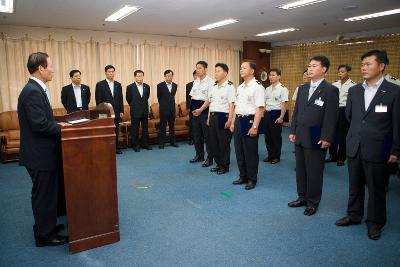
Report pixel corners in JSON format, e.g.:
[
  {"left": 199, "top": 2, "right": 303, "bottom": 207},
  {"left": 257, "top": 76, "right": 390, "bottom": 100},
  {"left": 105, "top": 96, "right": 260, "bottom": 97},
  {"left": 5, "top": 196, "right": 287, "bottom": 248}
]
[
  {"left": 350, "top": 80, "right": 355, "bottom": 83},
  {"left": 228, "top": 80, "right": 233, "bottom": 85},
  {"left": 390, "top": 76, "right": 397, "bottom": 80},
  {"left": 214, "top": 81, "right": 218, "bottom": 85}
]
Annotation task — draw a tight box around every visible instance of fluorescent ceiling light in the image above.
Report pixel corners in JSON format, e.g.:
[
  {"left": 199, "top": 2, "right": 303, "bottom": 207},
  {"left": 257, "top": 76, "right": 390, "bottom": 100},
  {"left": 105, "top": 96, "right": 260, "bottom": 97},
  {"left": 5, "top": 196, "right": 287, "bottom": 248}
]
[
  {"left": 276, "top": 0, "right": 326, "bottom": 10},
  {"left": 105, "top": 5, "right": 142, "bottom": 22},
  {"left": 198, "top": 19, "right": 238, "bottom": 31},
  {"left": 0, "top": 0, "right": 14, "bottom": 13},
  {"left": 344, "top": 9, "right": 400, "bottom": 21},
  {"left": 256, "top": 28, "right": 299, "bottom": 37},
  {"left": 337, "top": 40, "right": 374, "bottom": 46}
]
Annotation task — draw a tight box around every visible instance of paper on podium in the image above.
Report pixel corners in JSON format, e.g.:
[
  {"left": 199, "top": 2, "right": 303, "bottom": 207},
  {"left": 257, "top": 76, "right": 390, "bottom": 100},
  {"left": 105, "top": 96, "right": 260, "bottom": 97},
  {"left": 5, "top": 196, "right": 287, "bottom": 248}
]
[{"left": 67, "top": 118, "right": 90, "bottom": 124}]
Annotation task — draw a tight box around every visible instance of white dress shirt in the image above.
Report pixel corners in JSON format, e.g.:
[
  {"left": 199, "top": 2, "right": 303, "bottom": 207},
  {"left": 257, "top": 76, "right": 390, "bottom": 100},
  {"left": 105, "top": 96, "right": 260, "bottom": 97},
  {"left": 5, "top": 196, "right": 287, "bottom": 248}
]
[
  {"left": 136, "top": 82, "right": 143, "bottom": 97},
  {"left": 208, "top": 80, "right": 236, "bottom": 113},
  {"left": 107, "top": 79, "right": 114, "bottom": 97},
  {"left": 308, "top": 78, "right": 324, "bottom": 100},
  {"left": 332, "top": 78, "right": 355, "bottom": 107},
  {"left": 72, "top": 83, "right": 82, "bottom": 108},
  {"left": 190, "top": 75, "right": 214, "bottom": 101},
  {"left": 265, "top": 82, "right": 289, "bottom": 111},
  {"left": 166, "top": 82, "right": 173, "bottom": 93},
  {"left": 235, "top": 78, "right": 265, "bottom": 116},
  {"left": 362, "top": 76, "right": 384, "bottom": 111},
  {"left": 30, "top": 76, "right": 50, "bottom": 102}
]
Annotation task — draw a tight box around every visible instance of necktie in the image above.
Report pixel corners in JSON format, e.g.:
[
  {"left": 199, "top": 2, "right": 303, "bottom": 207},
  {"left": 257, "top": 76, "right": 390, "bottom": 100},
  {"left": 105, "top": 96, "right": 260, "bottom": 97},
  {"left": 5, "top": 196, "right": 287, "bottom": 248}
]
[{"left": 308, "top": 84, "right": 317, "bottom": 100}]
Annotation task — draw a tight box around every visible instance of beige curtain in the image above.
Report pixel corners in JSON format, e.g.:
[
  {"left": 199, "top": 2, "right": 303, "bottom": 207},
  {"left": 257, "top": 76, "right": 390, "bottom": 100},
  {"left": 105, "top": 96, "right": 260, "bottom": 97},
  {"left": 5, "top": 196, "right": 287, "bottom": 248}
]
[{"left": 0, "top": 32, "right": 240, "bottom": 112}]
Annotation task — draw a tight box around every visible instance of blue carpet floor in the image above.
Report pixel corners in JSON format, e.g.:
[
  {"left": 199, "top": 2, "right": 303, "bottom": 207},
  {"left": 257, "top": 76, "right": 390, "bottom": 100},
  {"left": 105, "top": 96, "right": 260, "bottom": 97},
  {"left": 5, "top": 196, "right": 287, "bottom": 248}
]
[{"left": 1, "top": 127, "right": 400, "bottom": 267}]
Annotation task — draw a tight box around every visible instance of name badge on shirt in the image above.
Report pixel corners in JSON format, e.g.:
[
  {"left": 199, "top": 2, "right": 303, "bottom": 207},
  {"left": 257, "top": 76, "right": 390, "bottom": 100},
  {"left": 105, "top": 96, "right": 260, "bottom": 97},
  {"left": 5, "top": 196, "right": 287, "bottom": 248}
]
[
  {"left": 314, "top": 97, "right": 324, "bottom": 107},
  {"left": 375, "top": 104, "right": 387, "bottom": 113}
]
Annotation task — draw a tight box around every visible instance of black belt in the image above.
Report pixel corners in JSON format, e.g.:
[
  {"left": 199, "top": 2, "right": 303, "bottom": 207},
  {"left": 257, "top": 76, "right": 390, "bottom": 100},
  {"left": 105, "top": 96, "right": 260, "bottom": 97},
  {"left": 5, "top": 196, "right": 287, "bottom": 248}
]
[
  {"left": 236, "top": 114, "right": 254, "bottom": 118},
  {"left": 210, "top": 112, "right": 228, "bottom": 116}
]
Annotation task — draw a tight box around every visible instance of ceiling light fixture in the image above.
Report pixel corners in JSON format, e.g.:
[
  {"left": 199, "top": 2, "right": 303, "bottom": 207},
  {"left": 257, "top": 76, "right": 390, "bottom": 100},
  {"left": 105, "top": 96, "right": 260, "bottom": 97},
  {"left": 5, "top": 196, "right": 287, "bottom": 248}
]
[
  {"left": 337, "top": 40, "right": 374, "bottom": 46},
  {"left": 256, "top": 28, "right": 299, "bottom": 37},
  {"left": 276, "top": 0, "right": 326, "bottom": 10},
  {"left": 105, "top": 5, "right": 142, "bottom": 22},
  {"left": 344, "top": 8, "right": 400, "bottom": 21},
  {"left": 198, "top": 19, "right": 239, "bottom": 31},
  {"left": 0, "top": 0, "right": 14, "bottom": 13}
]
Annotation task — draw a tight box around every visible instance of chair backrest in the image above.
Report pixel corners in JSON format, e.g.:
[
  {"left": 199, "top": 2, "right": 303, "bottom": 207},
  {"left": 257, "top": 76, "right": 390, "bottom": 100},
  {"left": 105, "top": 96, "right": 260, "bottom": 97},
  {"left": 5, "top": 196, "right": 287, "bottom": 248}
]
[
  {"left": 0, "top": 111, "right": 20, "bottom": 131},
  {"left": 180, "top": 101, "right": 189, "bottom": 116},
  {"left": 123, "top": 105, "right": 131, "bottom": 122},
  {"left": 150, "top": 103, "right": 160, "bottom": 119},
  {"left": 175, "top": 104, "right": 180, "bottom": 117},
  {"left": 52, "top": 108, "right": 67, "bottom": 116}
]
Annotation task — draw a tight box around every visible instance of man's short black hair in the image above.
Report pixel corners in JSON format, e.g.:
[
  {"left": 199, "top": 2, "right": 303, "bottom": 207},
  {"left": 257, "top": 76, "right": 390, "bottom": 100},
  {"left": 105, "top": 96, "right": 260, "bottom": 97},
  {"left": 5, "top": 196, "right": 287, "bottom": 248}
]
[
  {"left": 164, "top": 69, "right": 174, "bottom": 76},
  {"left": 361, "top": 49, "right": 389, "bottom": 68},
  {"left": 242, "top": 60, "right": 256, "bottom": 71},
  {"left": 134, "top": 70, "right": 144, "bottom": 76},
  {"left": 215, "top": 63, "right": 229, "bottom": 73},
  {"left": 309, "top": 55, "right": 330, "bottom": 73},
  {"left": 269, "top": 68, "right": 281, "bottom": 76},
  {"left": 192, "top": 70, "right": 197, "bottom": 76},
  {"left": 196, "top": 61, "right": 208, "bottom": 69},
  {"left": 27, "top": 52, "right": 49, "bottom": 74},
  {"left": 337, "top": 64, "right": 351, "bottom": 72},
  {"left": 105, "top": 65, "right": 115, "bottom": 72},
  {"left": 69, "top": 69, "right": 81, "bottom": 78}
]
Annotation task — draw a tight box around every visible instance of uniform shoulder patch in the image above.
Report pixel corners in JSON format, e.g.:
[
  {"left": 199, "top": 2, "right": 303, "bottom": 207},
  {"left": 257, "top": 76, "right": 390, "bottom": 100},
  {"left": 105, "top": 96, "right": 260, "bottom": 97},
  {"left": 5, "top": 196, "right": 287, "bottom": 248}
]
[
  {"left": 228, "top": 80, "right": 233, "bottom": 85},
  {"left": 214, "top": 81, "right": 218, "bottom": 85},
  {"left": 350, "top": 80, "right": 355, "bottom": 83},
  {"left": 256, "top": 80, "right": 262, "bottom": 84},
  {"left": 390, "top": 76, "right": 397, "bottom": 80}
]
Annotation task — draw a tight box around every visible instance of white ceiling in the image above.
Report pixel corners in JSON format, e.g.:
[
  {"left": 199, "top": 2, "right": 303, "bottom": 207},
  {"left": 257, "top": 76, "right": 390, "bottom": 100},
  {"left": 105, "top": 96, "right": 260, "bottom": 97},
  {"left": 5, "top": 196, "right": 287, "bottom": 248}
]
[{"left": 1, "top": 0, "right": 399, "bottom": 43}]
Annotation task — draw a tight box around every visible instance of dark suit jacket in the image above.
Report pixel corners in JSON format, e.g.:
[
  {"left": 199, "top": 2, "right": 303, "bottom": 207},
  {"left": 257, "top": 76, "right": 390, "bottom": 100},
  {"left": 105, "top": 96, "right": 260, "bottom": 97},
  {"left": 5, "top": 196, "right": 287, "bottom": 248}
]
[
  {"left": 186, "top": 81, "right": 194, "bottom": 110},
  {"left": 17, "top": 79, "right": 61, "bottom": 170},
  {"left": 95, "top": 80, "right": 123, "bottom": 118},
  {"left": 157, "top": 82, "right": 177, "bottom": 116},
  {"left": 346, "top": 79, "right": 400, "bottom": 162},
  {"left": 61, "top": 83, "right": 91, "bottom": 113},
  {"left": 126, "top": 82, "right": 150, "bottom": 119},
  {"left": 291, "top": 79, "right": 339, "bottom": 148}
]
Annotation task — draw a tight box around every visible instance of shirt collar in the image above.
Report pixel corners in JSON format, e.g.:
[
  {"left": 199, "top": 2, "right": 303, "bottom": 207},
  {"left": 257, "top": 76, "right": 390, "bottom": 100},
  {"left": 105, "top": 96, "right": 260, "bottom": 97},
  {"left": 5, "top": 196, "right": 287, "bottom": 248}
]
[
  {"left": 72, "top": 82, "right": 81, "bottom": 88},
  {"left": 217, "top": 79, "right": 228, "bottom": 88},
  {"left": 310, "top": 78, "right": 324, "bottom": 89},
  {"left": 271, "top": 82, "right": 282, "bottom": 89},
  {"left": 362, "top": 76, "right": 384, "bottom": 90},
  {"left": 135, "top": 82, "right": 143, "bottom": 87},
  {"left": 30, "top": 76, "right": 47, "bottom": 91},
  {"left": 243, "top": 77, "right": 256, "bottom": 87},
  {"left": 166, "top": 81, "right": 172, "bottom": 86},
  {"left": 106, "top": 79, "right": 114, "bottom": 84}
]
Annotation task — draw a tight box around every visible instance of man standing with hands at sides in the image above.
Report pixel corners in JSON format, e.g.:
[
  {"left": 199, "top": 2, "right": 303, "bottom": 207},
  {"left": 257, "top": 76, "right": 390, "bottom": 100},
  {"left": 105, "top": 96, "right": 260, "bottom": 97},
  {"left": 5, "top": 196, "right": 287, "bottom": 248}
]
[
  {"left": 189, "top": 61, "right": 215, "bottom": 167},
  {"left": 231, "top": 61, "right": 265, "bottom": 190},
  {"left": 126, "top": 70, "right": 151, "bottom": 152},
  {"left": 335, "top": 50, "right": 400, "bottom": 240},
  {"left": 95, "top": 65, "right": 124, "bottom": 154},
  {"left": 207, "top": 63, "right": 235, "bottom": 175},
  {"left": 263, "top": 68, "right": 289, "bottom": 164},
  {"left": 186, "top": 70, "right": 197, "bottom": 145},
  {"left": 326, "top": 64, "right": 355, "bottom": 166},
  {"left": 61, "top": 70, "right": 91, "bottom": 113},
  {"left": 18, "top": 52, "right": 70, "bottom": 247},
  {"left": 157, "top": 69, "right": 179, "bottom": 149},
  {"left": 288, "top": 55, "right": 339, "bottom": 216}
]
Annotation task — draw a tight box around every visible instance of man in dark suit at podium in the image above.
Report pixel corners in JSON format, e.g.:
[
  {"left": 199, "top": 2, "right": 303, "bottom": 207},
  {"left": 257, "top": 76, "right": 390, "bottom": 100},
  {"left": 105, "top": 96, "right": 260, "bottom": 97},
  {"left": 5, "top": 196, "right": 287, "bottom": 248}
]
[
  {"left": 61, "top": 70, "right": 91, "bottom": 113},
  {"left": 186, "top": 70, "right": 197, "bottom": 145},
  {"left": 126, "top": 70, "right": 151, "bottom": 152},
  {"left": 157, "top": 69, "right": 179, "bottom": 149},
  {"left": 335, "top": 50, "right": 400, "bottom": 240},
  {"left": 18, "top": 52, "right": 69, "bottom": 247},
  {"left": 288, "top": 55, "right": 339, "bottom": 216},
  {"left": 95, "top": 65, "right": 124, "bottom": 154}
]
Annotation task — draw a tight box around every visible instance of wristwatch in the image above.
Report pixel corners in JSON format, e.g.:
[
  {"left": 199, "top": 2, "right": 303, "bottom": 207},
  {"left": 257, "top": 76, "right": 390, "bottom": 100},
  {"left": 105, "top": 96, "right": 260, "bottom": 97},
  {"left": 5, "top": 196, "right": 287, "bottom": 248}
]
[{"left": 252, "top": 125, "right": 257, "bottom": 129}]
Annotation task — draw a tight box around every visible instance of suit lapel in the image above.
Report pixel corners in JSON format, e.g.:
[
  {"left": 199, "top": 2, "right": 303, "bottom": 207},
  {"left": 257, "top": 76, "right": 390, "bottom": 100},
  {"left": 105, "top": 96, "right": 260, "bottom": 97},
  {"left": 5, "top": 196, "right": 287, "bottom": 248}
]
[
  {"left": 364, "top": 80, "right": 388, "bottom": 117},
  {"left": 29, "top": 79, "right": 51, "bottom": 108},
  {"left": 69, "top": 84, "right": 78, "bottom": 108},
  {"left": 307, "top": 80, "right": 325, "bottom": 106},
  {"left": 104, "top": 80, "right": 114, "bottom": 99},
  {"left": 172, "top": 83, "right": 177, "bottom": 96}
]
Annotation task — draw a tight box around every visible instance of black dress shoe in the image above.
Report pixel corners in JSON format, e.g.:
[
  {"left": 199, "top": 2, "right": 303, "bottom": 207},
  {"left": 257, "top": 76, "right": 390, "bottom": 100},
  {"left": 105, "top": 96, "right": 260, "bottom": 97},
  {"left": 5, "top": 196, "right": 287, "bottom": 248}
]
[
  {"left": 335, "top": 216, "right": 361, "bottom": 226},
  {"left": 367, "top": 227, "right": 381, "bottom": 240},
  {"left": 270, "top": 158, "right": 280, "bottom": 164},
  {"left": 35, "top": 235, "right": 68, "bottom": 247},
  {"left": 263, "top": 156, "right": 272, "bottom": 162},
  {"left": 288, "top": 198, "right": 307, "bottom": 208},
  {"left": 159, "top": 145, "right": 165, "bottom": 149},
  {"left": 190, "top": 155, "right": 204, "bottom": 163},
  {"left": 304, "top": 206, "right": 318, "bottom": 216},
  {"left": 133, "top": 147, "right": 140, "bottom": 152},
  {"left": 170, "top": 143, "right": 179, "bottom": 148},
  {"left": 202, "top": 158, "right": 213, "bottom": 167},
  {"left": 217, "top": 168, "right": 229, "bottom": 175},
  {"left": 116, "top": 149, "right": 123, "bottom": 154},
  {"left": 337, "top": 160, "right": 344, "bottom": 166},
  {"left": 141, "top": 145, "right": 152, "bottom": 150},
  {"left": 245, "top": 180, "right": 256, "bottom": 190},
  {"left": 54, "top": 224, "right": 65, "bottom": 233},
  {"left": 232, "top": 177, "right": 247, "bottom": 185},
  {"left": 210, "top": 167, "right": 220, "bottom": 172},
  {"left": 325, "top": 156, "right": 337, "bottom": 163}
]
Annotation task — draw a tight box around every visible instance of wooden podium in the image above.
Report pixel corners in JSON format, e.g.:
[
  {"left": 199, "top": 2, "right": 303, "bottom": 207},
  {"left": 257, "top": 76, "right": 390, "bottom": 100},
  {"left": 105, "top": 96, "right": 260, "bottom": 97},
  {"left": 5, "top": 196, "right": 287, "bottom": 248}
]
[{"left": 55, "top": 104, "right": 120, "bottom": 254}]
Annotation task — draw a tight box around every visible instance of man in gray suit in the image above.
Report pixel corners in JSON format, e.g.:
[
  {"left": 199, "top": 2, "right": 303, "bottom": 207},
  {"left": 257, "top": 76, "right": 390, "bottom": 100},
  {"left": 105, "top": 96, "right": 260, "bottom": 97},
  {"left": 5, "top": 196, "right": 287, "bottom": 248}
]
[
  {"left": 288, "top": 55, "right": 339, "bottom": 216},
  {"left": 335, "top": 50, "right": 400, "bottom": 240}
]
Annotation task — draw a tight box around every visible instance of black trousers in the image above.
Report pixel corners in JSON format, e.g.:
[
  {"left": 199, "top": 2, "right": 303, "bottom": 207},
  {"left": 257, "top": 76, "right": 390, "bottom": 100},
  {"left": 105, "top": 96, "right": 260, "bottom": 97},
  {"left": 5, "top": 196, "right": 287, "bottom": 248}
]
[
  {"left": 233, "top": 119, "right": 259, "bottom": 181},
  {"left": 347, "top": 149, "right": 387, "bottom": 228},
  {"left": 114, "top": 117, "right": 120, "bottom": 149},
  {"left": 159, "top": 110, "right": 175, "bottom": 145},
  {"left": 192, "top": 112, "right": 211, "bottom": 158},
  {"left": 295, "top": 145, "right": 327, "bottom": 207},
  {"left": 26, "top": 168, "right": 59, "bottom": 240},
  {"left": 328, "top": 107, "right": 349, "bottom": 161},
  {"left": 131, "top": 115, "right": 149, "bottom": 147},
  {"left": 209, "top": 113, "right": 232, "bottom": 169},
  {"left": 188, "top": 112, "right": 194, "bottom": 142},
  {"left": 264, "top": 111, "right": 283, "bottom": 159}
]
